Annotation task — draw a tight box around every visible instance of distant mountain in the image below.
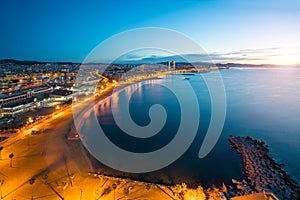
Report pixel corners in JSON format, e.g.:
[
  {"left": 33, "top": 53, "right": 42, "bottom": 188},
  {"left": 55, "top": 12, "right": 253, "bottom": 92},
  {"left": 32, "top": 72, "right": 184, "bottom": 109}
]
[
  {"left": 0, "top": 59, "right": 45, "bottom": 65},
  {"left": 1, "top": 58, "right": 299, "bottom": 68},
  {"left": 216, "top": 63, "right": 300, "bottom": 68},
  {"left": 112, "top": 54, "right": 300, "bottom": 67},
  {"left": 112, "top": 54, "right": 212, "bottom": 65},
  {"left": 0, "top": 59, "right": 77, "bottom": 65}
]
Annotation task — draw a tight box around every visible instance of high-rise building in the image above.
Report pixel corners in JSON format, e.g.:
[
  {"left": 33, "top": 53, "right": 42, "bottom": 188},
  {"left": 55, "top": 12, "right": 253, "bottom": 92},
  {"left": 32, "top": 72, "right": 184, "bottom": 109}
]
[
  {"left": 171, "top": 60, "right": 176, "bottom": 70},
  {"left": 166, "top": 61, "right": 171, "bottom": 70}
]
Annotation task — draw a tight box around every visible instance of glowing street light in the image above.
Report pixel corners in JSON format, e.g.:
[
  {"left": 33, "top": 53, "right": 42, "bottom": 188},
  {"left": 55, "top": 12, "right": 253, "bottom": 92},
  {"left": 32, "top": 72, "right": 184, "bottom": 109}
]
[{"left": 28, "top": 117, "right": 33, "bottom": 123}]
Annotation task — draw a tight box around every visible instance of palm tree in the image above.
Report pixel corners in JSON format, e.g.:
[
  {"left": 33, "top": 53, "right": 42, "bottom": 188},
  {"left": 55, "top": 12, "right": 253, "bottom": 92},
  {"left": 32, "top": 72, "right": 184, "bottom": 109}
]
[
  {"left": 112, "top": 183, "right": 117, "bottom": 200},
  {"left": 29, "top": 178, "right": 35, "bottom": 200},
  {"left": 8, "top": 153, "right": 14, "bottom": 167},
  {"left": 69, "top": 173, "right": 75, "bottom": 187},
  {"left": 61, "top": 181, "right": 68, "bottom": 198},
  {"left": 146, "top": 183, "right": 151, "bottom": 190},
  {"left": 0, "top": 179, "right": 4, "bottom": 199},
  {"left": 0, "top": 146, "right": 3, "bottom": 160},
  {"left": 123, "top": 187, "right": 129, "bottom": 196},
  {"left": 94, "top": 189, "right": 99, "bottom": 200},
  {"left": 79, "top": 188, "right": 83, "bottom": 200},
  {"left": 42, "top": 174, "right": 48, "bottom": 183}
]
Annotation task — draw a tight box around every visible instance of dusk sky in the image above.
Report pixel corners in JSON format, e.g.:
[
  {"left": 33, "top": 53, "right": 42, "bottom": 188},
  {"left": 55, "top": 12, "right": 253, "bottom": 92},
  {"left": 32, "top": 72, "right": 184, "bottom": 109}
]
[{"left": 1, "top": 0, "right": 300, "bottom": 64}]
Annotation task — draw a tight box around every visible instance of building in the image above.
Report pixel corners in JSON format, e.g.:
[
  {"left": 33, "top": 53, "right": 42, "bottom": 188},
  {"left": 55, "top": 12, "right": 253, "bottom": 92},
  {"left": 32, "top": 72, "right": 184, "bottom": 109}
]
[
  {"left": 51, "top": 90, "right": 73, "bottom": 102},
  {"left": 167, "top": 61, "right": 171, "bottom": 70},
  {"left": 171, "top": 60, "right": 176, "bottom": 69},
  {"left": 1, "top": 97, "right": 37, "bottom": 117},
  {"left": 0, "top": 87, "right": 52, "bottom": 105}
]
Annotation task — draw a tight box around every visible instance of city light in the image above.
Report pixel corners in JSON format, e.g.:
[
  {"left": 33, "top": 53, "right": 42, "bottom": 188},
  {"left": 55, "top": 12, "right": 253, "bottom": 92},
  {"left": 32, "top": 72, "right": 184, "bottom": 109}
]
[{"left": 28, "top": 117, "right": 33, "bottom": 123}]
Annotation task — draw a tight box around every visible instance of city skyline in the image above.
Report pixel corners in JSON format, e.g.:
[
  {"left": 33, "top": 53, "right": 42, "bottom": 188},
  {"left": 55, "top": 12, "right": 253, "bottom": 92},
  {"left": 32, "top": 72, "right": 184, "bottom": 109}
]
[{"left": 1, "top": 0, "right": 300, "bottom": 65}]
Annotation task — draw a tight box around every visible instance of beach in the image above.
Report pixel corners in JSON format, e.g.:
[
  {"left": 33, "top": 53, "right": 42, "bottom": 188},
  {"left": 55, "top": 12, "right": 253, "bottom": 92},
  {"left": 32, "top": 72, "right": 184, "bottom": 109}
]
[{"left": 0, "top": 71, "right": 213, "bottom": 199}]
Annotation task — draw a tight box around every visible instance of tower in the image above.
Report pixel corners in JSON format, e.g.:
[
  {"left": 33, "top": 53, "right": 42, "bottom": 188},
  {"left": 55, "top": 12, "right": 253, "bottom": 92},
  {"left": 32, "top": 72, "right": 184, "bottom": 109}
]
[
  {"left": 171, "top": 60, "right": 176, "bottom": 70},
  {"left": 167, "top": 61, "right": 171, "bottom": 70}
]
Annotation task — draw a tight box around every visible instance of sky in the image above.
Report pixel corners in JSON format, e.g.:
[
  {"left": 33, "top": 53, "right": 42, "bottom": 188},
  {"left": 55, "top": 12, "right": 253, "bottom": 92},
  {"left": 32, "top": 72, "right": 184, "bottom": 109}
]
[{"left": 0, "top": 0, "right": 300, "bottom": 64}]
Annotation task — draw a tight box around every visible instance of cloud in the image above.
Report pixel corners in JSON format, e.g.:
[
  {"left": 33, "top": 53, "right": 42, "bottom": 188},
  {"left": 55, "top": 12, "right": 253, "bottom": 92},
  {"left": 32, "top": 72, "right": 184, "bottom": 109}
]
[{"left": 113, "top": 47, "right": 300, "bottom": 65}]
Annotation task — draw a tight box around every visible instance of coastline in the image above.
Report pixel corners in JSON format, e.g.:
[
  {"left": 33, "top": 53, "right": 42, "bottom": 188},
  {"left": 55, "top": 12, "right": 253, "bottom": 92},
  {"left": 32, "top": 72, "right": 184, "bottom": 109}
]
[
  {"left": 0, "top": 74, "right": 193, "bottom": 199},
  {"left": 6, "top": 67, "right": 300, "bottom": 199},
  {"left": 51, "top": 68, "right": 300, "bottom": 199},
  {"left": 64, "top": 69, "right": 229, "bottom": 199},
  {"left": 71, "top": 69, "right": 228, "bottom": 194}
]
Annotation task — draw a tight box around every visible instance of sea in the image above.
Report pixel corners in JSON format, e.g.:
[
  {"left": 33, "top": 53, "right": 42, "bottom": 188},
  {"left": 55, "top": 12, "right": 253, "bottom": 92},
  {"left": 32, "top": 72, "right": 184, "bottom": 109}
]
[{"left": 90, "top": 67, "right": 300, "bottom": 187}]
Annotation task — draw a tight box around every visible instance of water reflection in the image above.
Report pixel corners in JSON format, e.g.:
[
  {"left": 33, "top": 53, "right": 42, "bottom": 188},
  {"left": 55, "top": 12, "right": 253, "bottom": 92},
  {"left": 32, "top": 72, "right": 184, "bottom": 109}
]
[{"left": 89, "top": 68, "right": 300, "bottom": 186}]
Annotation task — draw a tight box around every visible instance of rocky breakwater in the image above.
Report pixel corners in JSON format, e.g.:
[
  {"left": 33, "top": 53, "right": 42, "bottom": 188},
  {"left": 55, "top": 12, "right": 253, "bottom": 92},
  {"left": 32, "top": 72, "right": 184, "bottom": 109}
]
[{"left": 228, "top": 136, "right": 300, "bottom": 199}]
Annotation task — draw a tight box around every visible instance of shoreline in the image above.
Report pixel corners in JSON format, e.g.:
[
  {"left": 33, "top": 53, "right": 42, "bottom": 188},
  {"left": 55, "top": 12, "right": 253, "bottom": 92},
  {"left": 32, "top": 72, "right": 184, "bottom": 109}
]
[
  {"left": 72, "top": 70, "right": 229, "bottom": 183},
  {"left": 68, "top": 69, "right": 228, "bottom": 199},
  {"left": 4, "top": 67, "right": 300, "bottom": 199},
  {"left": 228, "top": 136, "right": 300, "bottom": 199}
]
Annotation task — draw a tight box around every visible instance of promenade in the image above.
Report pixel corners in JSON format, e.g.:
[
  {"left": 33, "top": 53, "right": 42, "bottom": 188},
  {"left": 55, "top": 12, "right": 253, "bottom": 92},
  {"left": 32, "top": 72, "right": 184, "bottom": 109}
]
[{"left": 0, "top": 74, "right": 184, "bottom": 200}]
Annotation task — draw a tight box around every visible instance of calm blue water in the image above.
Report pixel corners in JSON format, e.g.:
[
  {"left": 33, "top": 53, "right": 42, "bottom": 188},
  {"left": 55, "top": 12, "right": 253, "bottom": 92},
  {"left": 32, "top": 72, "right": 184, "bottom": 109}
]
[{"left": 94, "top": 68, "right": 300, "bottom": 187}]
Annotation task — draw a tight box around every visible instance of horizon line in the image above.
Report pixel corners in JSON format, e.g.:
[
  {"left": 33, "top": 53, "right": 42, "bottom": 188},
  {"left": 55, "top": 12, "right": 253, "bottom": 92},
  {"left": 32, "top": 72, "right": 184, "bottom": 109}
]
[{"left": 1, "top": 58, "right": 300, "bottom": 67}]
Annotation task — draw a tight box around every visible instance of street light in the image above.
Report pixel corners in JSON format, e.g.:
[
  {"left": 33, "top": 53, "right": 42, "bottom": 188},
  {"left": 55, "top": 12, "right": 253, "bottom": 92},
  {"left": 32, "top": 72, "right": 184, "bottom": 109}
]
[{"left": 28, "top": 117, "right": 33, "bottom": 123}]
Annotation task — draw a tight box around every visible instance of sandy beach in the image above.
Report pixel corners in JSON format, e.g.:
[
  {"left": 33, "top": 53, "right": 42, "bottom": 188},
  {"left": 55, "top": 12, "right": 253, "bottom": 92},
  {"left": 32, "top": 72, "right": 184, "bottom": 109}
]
[{"left": 0, "top": 72, "right": 195, "bottom": 200}]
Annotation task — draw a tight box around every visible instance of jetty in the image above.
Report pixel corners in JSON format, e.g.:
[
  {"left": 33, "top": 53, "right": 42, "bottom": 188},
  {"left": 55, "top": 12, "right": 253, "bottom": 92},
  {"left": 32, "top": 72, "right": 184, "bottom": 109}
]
[{"left": 228, "top": 136, "right": 300, "bottom": 199}]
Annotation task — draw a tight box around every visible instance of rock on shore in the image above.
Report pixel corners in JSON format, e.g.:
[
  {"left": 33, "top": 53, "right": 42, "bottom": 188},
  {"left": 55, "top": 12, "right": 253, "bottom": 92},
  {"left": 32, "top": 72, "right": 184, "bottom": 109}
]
[{"left": 228, "top": 136, "right": 300, "bottom": 199}]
